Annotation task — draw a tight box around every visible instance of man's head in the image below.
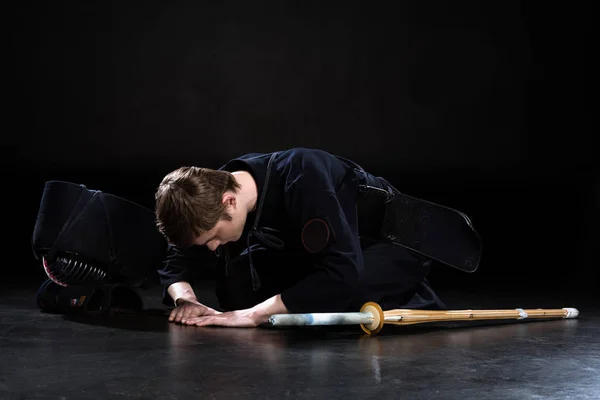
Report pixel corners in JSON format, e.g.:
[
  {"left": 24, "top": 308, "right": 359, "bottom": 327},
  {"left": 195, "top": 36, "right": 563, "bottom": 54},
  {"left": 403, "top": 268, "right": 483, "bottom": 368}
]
[{"left": 155, "top": 166, "right": 246, "bottom": 250}]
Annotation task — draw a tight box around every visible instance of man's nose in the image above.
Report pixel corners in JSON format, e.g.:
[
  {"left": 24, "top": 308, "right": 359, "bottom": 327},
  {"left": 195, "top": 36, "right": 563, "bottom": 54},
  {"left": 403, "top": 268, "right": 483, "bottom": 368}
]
[{"left": 207, "top": 241, "right": 219, "bottom": 251}]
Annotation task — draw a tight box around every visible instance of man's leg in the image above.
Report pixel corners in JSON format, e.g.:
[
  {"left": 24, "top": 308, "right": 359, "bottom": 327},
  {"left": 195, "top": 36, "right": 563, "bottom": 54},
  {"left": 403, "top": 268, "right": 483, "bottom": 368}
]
[{"left": 353, "top": 240, "right": 446, "bottom": 311}]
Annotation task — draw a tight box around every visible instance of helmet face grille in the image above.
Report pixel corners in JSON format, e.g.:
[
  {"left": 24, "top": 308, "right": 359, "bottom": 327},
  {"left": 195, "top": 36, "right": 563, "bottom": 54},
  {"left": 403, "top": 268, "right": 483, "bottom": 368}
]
[{"left": 42, "top": 251, "right": 108, "bottom": 287}]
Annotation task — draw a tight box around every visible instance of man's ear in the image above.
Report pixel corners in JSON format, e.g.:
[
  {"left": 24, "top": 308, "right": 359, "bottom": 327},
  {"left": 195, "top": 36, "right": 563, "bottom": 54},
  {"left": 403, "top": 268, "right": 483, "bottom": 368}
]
[{"left": 222, "top": 192, "right": 237, "bottom": 209}]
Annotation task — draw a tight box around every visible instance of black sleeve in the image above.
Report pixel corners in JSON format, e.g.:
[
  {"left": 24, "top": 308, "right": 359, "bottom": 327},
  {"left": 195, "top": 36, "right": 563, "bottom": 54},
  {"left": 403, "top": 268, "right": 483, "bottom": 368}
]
[
  {"left": 157, "top": 244, "right": 218, "bottom": 306},
  {"left": 279, "top": 153, "right": 363, "bottom": 313}
]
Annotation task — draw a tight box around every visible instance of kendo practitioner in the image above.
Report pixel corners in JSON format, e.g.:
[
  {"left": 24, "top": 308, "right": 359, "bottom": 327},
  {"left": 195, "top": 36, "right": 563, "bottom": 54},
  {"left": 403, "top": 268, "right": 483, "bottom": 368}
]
[{"left": 155, "top": 148, "right": 482, "bottom": 328}]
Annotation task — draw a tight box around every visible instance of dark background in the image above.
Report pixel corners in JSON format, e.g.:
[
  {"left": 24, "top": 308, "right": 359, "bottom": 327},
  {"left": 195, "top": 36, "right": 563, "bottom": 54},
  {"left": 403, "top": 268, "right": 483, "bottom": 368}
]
[{"left": 5, "top": 1, "right": 596, "bottom": 296}]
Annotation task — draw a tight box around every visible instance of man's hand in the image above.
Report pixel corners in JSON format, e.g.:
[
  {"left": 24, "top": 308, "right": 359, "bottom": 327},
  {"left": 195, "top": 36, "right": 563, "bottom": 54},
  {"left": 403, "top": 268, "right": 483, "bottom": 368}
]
[
  {"left": 181, "top": 308, "right": 262, "bottom": 328},
  {"left": 169, "top": 299, "right": 221, "bottom": 324},
  {"left": 177, "top": 294, "right": 288, "bottom": 328}
]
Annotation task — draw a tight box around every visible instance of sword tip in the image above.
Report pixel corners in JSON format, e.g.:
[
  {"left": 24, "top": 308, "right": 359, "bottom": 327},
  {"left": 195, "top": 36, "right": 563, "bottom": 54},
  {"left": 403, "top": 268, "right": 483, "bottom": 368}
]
[{"left": 563, "top": 308, "right": 579, "bottom": 318}]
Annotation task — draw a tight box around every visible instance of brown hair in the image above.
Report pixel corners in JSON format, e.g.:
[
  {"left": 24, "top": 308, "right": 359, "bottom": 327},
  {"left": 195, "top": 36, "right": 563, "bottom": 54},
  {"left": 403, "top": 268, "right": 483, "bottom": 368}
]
[{"left": 154, "top": 166, "right": 241, "bottom": 248}]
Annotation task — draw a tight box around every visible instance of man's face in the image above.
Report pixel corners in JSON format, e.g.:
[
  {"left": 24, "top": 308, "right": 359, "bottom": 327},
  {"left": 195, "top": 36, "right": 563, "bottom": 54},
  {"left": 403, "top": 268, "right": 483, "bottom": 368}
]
[{"left": 194, "top": 199, "right": 248, "bottom": 251}]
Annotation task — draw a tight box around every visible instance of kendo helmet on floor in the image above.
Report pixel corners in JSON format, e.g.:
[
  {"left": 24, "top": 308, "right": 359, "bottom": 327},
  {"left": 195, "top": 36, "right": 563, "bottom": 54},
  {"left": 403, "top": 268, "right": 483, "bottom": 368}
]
[{"left": 31, "top": 180, "right": 168, "bottom": 288}]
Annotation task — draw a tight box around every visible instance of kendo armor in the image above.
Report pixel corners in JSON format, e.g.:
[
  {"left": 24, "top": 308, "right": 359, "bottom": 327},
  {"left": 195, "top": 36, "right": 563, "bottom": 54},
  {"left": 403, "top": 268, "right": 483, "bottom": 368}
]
[{"left": 31, "top": 180, "right": 168, "bottom": 315}]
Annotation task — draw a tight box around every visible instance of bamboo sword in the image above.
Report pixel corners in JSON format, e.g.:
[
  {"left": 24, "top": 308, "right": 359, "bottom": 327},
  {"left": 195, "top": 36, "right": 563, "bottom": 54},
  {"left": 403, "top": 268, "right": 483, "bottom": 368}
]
[{"left": 267, "top": 302, "right": 580, "bottom": 335}]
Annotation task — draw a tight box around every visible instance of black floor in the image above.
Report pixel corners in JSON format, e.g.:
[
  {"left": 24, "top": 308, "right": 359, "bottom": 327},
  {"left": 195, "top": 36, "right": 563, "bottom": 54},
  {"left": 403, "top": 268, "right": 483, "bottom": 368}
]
[{"left": 1, "top": 282, "right": 599, "bottom": 400}]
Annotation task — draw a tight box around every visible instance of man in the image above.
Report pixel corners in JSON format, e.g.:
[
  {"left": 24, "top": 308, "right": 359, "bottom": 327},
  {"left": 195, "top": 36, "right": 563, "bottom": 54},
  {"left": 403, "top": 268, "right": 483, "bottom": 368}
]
[{"left": 154, "top": 148, "right": 450, "bottom": 328}]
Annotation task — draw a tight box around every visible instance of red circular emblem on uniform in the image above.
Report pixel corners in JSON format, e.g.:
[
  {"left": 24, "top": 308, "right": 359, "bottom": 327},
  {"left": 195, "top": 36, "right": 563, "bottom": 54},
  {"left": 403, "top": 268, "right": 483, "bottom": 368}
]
[{"left": 301, "top": 219, "right": 330, "bottom": 253}]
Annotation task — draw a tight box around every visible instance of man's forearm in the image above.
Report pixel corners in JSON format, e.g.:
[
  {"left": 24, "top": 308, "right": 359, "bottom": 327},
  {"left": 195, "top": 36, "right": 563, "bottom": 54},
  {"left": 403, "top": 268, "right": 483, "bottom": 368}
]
[
  {"left": 167, "top": 281, "right": 199, "bottom": 305},
  {"left": 249, "top": 294, "right": 289, "bottom": 324}
]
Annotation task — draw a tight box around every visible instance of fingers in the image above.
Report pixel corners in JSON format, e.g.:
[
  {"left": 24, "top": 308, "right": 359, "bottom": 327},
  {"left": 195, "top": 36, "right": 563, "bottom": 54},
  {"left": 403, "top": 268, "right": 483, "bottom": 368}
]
[
  {"left": 168, "top": 304, "right": 195, "bottom": 323},
  {"left": 170, "top": 306, "right": 256, "bottom": 328},
  {"left": 169, "top": 307, "right": 180, "bottom": 322},
  {"left": 182, "top": 313, "right": 224, "bottom": 326},
  {"left": 169, "top": 304, "right": 222, "bottom": 324},
  {"left": 181, "top": 306, "right": 201, "bottom": 322},
  {"left": 182, "top": 316, "right": 210, "bottom": 326},
  {"left": 187, "top": 315, "right": 227, "bottom": 327},
  {"left": 180, "top": 313, "right": 256, "bottom": 328}
]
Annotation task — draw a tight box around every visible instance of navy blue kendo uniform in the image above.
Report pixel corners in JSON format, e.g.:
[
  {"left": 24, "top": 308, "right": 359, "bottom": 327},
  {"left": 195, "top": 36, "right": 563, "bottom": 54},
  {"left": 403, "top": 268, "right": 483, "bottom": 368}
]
[{"left": 158, "top": 148, "right": 446, "bottom": 313}]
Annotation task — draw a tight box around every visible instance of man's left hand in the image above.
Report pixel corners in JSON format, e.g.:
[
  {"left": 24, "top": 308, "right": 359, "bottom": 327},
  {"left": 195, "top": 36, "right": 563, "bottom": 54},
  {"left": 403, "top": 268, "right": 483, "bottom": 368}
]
[{"left": 179, "top": 308, "right": 264, "bottom": 328}]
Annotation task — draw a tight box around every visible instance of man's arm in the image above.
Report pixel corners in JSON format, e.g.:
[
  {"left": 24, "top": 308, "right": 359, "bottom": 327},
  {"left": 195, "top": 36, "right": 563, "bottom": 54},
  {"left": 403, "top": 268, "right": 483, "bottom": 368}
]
[
  {"left": 158, "top": 244, "right": 218, "bottom": 307},
  {"left": 167, "top": 281, "right": 200, "bottom": 305},
  {"left": 249, "top": 293, "right": 289, "bottom": 322},
  {"left": 278, "top": 150, "right": 363, "bottom": 313},
  {"left": 167, "top": 280, "right": 222, "bottom": 323},
  {"left": 157, "top": 244, "right": 225, "bottom": 323},
  {"left": 178, "top": 293, "right": 288, "bottom": 327}
]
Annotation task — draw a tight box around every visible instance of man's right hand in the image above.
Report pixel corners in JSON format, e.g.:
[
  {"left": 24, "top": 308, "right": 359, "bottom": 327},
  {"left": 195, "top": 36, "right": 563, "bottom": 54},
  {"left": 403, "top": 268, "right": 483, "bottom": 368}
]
[{"left": 169, "top": 298, "right": 221, "bottom": 324}]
